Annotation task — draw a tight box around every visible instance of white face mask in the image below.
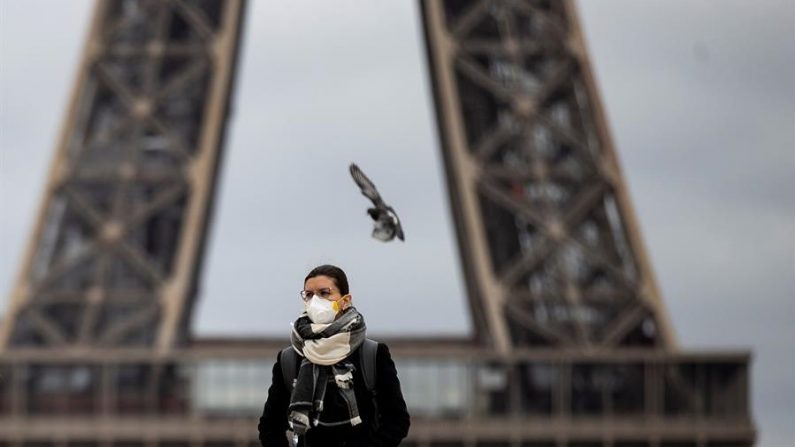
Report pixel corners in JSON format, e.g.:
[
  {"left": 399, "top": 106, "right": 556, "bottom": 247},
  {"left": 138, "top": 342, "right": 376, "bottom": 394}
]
[{"left": 305, "top": 296, "right": 339, "bottom": 324}]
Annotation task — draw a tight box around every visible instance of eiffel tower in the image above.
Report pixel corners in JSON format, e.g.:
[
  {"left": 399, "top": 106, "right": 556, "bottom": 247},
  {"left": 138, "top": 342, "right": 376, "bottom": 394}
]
[{"left": 0, "top": 1, "right": 754, "bottom": 446}]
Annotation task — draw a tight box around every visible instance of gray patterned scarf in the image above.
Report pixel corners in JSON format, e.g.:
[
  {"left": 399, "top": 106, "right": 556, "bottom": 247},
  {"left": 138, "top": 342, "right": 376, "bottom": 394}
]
[{"left": 288, "top": 307, "right": 367, "bottom": 436}]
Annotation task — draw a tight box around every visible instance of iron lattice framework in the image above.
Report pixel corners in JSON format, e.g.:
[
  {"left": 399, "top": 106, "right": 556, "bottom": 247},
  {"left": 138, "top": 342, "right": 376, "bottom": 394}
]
[
  {"left": 0, "top": 0, "right": 245, "bottom": 352},
  {"left": 0, "top": 1, "right": 754, "bottom": 446},
  {"left": 421, "top": 0, "right": 674, "bottom": 353}
]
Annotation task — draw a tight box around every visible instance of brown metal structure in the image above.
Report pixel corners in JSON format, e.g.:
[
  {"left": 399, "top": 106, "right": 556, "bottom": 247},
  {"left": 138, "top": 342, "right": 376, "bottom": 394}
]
[
  {"left": 421, "top": 0, "right": 676, "bottom": 354},
  {"left": 0, "top": 0, "right": 245, "bottom": 353},
  {"left": 0, "top": 1, "right": 754, "bottom": 446}
]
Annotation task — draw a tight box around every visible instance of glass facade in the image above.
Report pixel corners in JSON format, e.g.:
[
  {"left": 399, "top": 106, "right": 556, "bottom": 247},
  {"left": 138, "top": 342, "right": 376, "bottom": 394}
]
[
  {"left": 397, "top": 359, "right": 473, "bottom": 417},
  {"left": 0, "top": 354, "right": 749, "bottom": 422},
  {"left": 193, "top": 359, "right": 273, "bottom": 416}
]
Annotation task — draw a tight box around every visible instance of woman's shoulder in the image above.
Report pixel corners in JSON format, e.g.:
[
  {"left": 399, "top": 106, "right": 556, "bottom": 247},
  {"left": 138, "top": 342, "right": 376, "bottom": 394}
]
[
  {"left": 366, "top": 339, "right": 390, "bottom": 354},
  {"left": 370, "top": 340, "right": 397, "bottom": 367}
]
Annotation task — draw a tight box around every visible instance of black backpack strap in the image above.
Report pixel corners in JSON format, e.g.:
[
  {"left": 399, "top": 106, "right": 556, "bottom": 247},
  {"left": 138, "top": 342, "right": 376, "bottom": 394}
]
[
  {"left": 359, "top": 338, "right": 380, "bottom": 430},
  {"left": 280, "top": 346, "right": 299, "bottom": 393},
  {"left": 359, "top": 338, "right": 378, "bottom": 393}
]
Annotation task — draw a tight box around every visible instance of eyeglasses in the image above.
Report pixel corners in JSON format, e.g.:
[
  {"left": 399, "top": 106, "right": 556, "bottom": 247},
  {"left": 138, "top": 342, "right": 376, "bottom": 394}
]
[{"left": 299, "top": 288, "right": 339, "bottom": 302}]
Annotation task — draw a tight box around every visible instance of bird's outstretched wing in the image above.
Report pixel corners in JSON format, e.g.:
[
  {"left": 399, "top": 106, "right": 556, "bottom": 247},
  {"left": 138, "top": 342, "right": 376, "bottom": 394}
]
[
  {"left": 390, "top": 207, "right": 405, "bottom": 241},
  {"left": 349, "top": 163, "right": 386, "bottom": 208}
]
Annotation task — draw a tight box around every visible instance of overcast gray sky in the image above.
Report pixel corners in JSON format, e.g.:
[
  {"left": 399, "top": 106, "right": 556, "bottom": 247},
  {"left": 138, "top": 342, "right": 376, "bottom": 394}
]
[{"left": 1, "top": 1, "right": 792, "bottom": 445}]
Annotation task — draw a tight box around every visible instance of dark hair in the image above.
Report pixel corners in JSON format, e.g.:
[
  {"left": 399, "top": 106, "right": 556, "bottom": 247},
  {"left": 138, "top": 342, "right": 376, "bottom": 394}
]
[{"left": 304, "top": 264, "right": 349, "bottom": 295}]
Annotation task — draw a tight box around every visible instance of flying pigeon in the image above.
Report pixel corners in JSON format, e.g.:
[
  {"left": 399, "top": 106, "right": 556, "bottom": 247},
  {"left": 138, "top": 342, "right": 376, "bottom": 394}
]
[{"left": 349, "top": 163, "right": 405, "bottom": 242}]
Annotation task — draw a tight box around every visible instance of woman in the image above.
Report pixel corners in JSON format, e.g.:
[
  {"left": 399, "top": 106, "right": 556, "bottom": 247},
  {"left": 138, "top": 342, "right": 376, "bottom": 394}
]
[{"left": 258, "top": 265, "right": 410, "bottom": 446}]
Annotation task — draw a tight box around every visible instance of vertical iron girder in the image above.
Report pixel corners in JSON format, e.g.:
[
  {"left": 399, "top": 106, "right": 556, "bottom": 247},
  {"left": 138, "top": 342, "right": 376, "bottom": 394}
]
[
  {"left": 0, "top": 0, "right": 247, "bottom": 351},
  {"left": 420, "top": 0, "right": 676, "bottom": 352}
]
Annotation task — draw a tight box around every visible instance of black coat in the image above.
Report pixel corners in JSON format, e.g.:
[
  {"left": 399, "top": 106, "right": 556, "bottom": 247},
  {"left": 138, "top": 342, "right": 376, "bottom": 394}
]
[{"left": 258, "top": 342, "right": 411, "bottom": 447}]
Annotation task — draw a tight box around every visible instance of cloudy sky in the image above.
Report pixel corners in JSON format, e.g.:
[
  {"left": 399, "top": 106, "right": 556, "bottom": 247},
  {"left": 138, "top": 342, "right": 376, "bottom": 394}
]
[{"left": 1, "top": 0, "right": 792, "bottom": 445}]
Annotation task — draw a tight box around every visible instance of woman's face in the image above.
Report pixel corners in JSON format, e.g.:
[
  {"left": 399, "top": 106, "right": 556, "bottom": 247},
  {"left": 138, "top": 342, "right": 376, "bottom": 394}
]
[{"left": 303, "top": 275, "right": 351, "bottom": 310}]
